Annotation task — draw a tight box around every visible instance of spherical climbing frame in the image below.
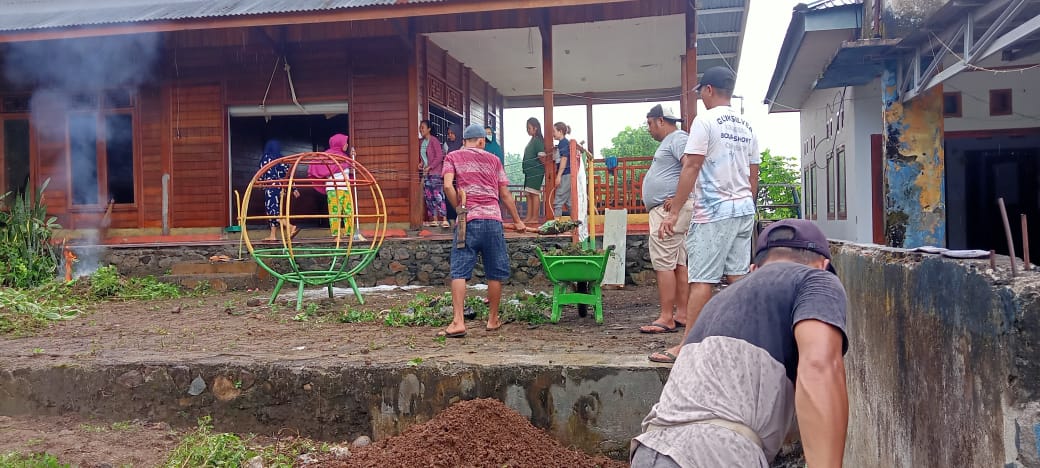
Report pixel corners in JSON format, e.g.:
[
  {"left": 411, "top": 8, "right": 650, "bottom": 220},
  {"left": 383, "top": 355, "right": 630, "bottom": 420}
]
[{"left": 241, "top": 152, "right": 387, "bottom": 310}]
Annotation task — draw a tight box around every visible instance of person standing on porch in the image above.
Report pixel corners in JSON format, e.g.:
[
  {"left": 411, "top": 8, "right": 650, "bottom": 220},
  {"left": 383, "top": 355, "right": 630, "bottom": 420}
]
[
  {"left": 419, "top": 120, "right": 449, "bottom": 228},
  {"left": 637, "top": 105, "right": 693, "bottom": 335},
  {"left": 652, "top": 66, "right": 761, "bottom": 364},
  {"left": 631, "top": 219, "right": 848, "bottom": 468},
  {"left": 307, "top": 133, "right": 355, "bottom": 237},
  {"left": 484, "top": 125, "right": 505, "bottom": 166},
  {"left": 521, "top": 117, "right": 546, "bottom": 224},
  {"left": 438, "top": 123, "right": 526, "bottom": 338},
  {"left": 444, "top": 123, "right": 463, "bottom": 225},
  {"left": 258, "top": 139, "right": 298, "bottom": 241},
  {"left": 551, "top": 122, "right": 573, "bottom": 220}
]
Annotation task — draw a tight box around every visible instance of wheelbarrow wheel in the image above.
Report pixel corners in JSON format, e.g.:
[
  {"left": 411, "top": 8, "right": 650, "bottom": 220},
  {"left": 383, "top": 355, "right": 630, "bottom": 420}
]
[{"left": 576, "top": 282, "right": 589, "bottom": 317}]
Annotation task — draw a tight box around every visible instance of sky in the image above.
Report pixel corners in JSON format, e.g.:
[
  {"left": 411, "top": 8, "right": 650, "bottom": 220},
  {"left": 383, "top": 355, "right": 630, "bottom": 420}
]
[{"left": 502, "top": 0, "right": 801, "bottom": 160}]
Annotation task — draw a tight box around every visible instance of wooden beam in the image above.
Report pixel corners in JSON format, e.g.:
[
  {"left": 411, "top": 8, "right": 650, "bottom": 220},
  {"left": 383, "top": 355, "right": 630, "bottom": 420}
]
[
  {"left": 540, "top": 10, "right": 556, "bottom": 221},
  {"left": 683, "top": 0, "right": 697, "bottom": 130},
  {"left": 505, "top": 87, "right": 683, "bottom": 108},
  {"left": 408, "top": 30, "right": 422, "bottom": 228},
  {"left": 585, "top": 101, "right": 594, "bottom": 156},
  {"left": 0, "top": 0, "right": 637, "bottom": 43}
]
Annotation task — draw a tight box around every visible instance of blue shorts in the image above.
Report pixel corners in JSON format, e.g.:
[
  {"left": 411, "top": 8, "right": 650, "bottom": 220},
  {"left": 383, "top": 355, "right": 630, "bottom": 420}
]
[{"left": 451, "top": 219, "right": 510, "bottom": 281}]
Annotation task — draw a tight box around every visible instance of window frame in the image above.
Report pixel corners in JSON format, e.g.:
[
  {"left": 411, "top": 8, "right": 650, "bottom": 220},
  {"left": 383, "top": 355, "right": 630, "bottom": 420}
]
[
  {"left": 943, "top": 91, "right": 962, "bottom": 118},
  {"left": 836, "top": 145, "right": 847, "bottom": 220},
  {"left": 65, "top": 90, "right": 138, "bottom": 211},
  {"left": 989, "top": 88, "right": 1013, "bottom": 116},
  {"left": 826, "top": 151, "right": 836, "bottom": 220}
]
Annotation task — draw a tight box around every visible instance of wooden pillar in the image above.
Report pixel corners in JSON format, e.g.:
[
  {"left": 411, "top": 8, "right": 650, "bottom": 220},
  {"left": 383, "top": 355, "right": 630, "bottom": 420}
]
[
  {"left": 540, "top": 13, "right": 557, "bottom": 220},
  {"left": 407, "top": 31, "right": 422, "bottom": 228},
  {"left": 585, "top": 101, "right": 594, "bottom": 155},
  {"left": 880, "top": 61, "right": 946, "bottom": 248},
  {"left": 680, "top": 2, "right": 698, "bottom": 130}
]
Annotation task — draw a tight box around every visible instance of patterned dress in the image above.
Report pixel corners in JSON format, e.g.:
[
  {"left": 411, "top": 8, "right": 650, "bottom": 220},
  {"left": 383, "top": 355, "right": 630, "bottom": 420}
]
[{"left": 259, "top": 141, "right": 287, "bottom": 227}]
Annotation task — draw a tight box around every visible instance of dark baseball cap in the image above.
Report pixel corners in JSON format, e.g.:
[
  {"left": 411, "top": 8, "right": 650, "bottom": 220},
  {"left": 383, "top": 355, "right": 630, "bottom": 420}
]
[
  {"left": 755, "top": 219, "right": 837, "bottom": 274},
  {"left": 694, "top": 66, "right": 736, "bottom": 92}
]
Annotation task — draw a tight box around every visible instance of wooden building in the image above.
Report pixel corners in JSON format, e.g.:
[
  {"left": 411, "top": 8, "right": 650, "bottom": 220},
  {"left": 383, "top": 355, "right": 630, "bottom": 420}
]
[{"left": 0, "top": 0, "right": 749, "bottom": 239}]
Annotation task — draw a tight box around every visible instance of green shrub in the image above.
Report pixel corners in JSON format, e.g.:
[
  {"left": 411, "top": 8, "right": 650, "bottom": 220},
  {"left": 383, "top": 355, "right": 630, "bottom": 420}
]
[
  {"left": 87, "top": 266, "right": 181, "bottom": 301},
  {"left": 0, "top": 286, "right": 79, "bottom": 336},
  {"left": 0, "top": 179, "right": 60, "bottom": 289},
  {"left": 163, "top": 416, "right": 255, "bottom": 468}
]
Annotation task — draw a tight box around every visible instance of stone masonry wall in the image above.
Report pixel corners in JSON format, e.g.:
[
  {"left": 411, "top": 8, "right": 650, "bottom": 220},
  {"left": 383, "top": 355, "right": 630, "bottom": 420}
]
[{"left": 88, "top": 235, "right": 656, "bottom": 288}]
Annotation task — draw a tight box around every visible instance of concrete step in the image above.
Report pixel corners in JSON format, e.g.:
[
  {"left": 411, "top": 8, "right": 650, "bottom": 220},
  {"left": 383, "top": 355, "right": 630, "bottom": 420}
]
[{"left": 160, "top": 272, "right": 272, "bottom": 292}]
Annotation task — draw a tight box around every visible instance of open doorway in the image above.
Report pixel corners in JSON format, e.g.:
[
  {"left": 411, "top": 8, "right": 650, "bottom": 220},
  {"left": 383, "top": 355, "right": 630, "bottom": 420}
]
[{"left": 229, "top": 109, "right": 348, "bottom": 228}]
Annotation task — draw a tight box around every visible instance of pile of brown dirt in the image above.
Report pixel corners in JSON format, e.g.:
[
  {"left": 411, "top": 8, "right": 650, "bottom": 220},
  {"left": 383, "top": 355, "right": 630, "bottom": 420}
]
[{"left": 327, "top": 398, "right": 627, "bottom": 468}]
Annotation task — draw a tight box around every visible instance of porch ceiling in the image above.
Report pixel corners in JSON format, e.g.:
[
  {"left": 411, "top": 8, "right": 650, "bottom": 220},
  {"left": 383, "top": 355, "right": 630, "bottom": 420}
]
[{"left": 427, "top": 1, "right": 749, "bottom": 106}]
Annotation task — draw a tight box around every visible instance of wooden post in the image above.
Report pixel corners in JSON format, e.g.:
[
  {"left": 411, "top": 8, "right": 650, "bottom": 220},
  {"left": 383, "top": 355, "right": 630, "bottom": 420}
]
[
  {"left": 540, "top": 12, "right": 556, "bottom": 221},
  {"left": 681, "top": 0, "right": 698, "bottom": 130},
  {"left": 407, "top": 30, "right": 422, "bottom": 228}
]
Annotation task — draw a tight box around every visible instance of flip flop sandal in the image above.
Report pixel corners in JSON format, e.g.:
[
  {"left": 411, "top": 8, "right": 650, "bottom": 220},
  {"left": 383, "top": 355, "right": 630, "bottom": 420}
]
[
  {"left": 648, "top": 351, "right": 678, "bottom": 364},
  {"left": 639, "top": 322, "right": 678, "bottom": 334},
  {"left": 437, "top": 329, "right": 467, "bottom": 338},
  {"left": 440, "top": 221, "right": 451, "bottom": 228}
]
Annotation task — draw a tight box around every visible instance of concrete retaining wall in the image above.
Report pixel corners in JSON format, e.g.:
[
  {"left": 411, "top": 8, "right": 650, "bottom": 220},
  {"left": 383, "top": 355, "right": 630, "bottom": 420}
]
[
  {"left": 0, "top": 358, "right": 666, "bottom": 459},
  {"left": 84, "top": 235, "right": 658, "bottom": 288},
  {"left": 835, "top": 243, "right": 1040, "bottom": 467}
]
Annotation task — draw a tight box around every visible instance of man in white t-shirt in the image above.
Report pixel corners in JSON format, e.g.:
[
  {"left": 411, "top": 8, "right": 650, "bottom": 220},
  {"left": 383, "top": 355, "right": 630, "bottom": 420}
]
[{"left": 652, "top": 66, "right": 761, "bottom": 364}]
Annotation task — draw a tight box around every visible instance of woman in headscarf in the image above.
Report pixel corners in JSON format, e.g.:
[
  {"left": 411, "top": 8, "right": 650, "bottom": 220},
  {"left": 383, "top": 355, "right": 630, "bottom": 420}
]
[
  {"left": 419, "top": 120, "right": 448, "bottom": 228},
  {"left": 442, "top": 123, "right": 463, "bottom": 224},
  {"left": 258, "top": 139, "right": 297, "bottom": 241},
  {"left": 521, "top": 117, "right": 546, "bottom": 224},
  {"left": 307, "top": 133, "right": 355, "bottom": 237}
]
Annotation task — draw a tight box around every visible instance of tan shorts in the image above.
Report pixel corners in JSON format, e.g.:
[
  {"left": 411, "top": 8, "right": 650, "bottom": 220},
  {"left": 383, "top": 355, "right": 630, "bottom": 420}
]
[{"left": 648, "top": 200, "right": 694, "bottom": 271}]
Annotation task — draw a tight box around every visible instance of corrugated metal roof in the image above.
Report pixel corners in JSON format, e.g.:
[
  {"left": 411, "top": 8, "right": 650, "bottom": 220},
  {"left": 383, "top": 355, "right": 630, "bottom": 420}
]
[
  {"left": 805, "top": 0, "right": 863, "bottom": 11},
  {"left": 0, "top": 0, "right": 441, "bottom": 32}
]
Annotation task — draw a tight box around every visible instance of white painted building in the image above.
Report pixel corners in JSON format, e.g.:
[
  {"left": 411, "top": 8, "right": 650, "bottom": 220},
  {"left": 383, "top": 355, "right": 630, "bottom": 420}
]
[{"left": 767, "top": 0, "right": 1040, "bottom": 255}]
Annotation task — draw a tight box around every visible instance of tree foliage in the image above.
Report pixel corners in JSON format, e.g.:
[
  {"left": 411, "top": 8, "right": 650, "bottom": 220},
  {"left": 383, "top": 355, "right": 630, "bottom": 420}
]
[
  {"left": 600, "top": 124, "right": 658, "bottom": 158},
  {"left": 757, "top": 149, "right": 801, "bottom": 220}
]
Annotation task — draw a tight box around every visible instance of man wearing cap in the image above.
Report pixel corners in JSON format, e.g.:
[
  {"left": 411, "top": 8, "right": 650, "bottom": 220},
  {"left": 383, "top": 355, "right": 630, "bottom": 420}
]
[
  {"left": 651, "top": 66, "right": 762, "bottom": 363},
  {"left": 631, "top": 219, "right": 849, "bottom": 468},
  {"left": 439, "top": 123, "right": 526, "bottom": 338},
  {"left": 637, "top": 104, "right": 694, "bottom": 335}
]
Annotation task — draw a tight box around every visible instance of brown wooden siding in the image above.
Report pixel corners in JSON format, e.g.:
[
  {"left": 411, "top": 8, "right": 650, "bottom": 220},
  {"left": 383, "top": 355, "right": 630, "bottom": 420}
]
[
  {"left": 169, "top": 83, "right": 227, "bottom": 228},
  {"left": 138, "top": 86, "right": 164, "bottom": 228}
]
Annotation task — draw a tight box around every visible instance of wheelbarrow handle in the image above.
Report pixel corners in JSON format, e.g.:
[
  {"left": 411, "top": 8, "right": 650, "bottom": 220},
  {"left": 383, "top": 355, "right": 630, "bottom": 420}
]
[{"left": 455, "top": 189, "right": 467, "bottom": 249}]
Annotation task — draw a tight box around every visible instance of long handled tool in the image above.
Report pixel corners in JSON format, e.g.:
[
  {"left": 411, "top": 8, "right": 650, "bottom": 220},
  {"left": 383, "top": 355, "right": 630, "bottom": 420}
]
[{"left": 455, "top": 189, "right": 467, "bottom": 249}]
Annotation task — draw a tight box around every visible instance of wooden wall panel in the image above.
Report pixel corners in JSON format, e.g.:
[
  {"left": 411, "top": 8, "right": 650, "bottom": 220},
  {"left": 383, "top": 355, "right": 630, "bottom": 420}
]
[
  {"left": 469, "top": 72, "right": 487, "bottom": 126},
  {"left": 138, "top": 86, "right": 164, "bottom": 228},
  {"left": 445, "top": 55, "right": 462, "bottom": 90},
  {"left": 169, "top": 83, "right": 227, "bottom": 228}
]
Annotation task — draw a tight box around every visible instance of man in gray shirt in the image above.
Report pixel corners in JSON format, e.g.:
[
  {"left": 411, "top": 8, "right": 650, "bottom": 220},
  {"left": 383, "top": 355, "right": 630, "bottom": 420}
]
[
  {"left": 639, "top": 105, "right": 695, "bottom": 338},
  {"left": 632, "top": 219, "right": 849, "bottom": 467}
]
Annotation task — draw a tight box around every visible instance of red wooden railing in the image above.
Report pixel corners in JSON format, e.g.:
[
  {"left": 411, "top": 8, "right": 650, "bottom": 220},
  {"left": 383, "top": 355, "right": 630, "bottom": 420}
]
[{"left": 508, "top": 156, "right": 653, "bottom": 218}]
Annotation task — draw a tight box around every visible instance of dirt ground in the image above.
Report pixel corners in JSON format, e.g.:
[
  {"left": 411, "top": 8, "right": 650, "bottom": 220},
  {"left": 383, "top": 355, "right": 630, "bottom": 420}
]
[
  {"left": 0, "top": 284, "right": 678, "bottom": 466},
  {"left": 0, "top": 284, "right": 675, "bottom": 369}
]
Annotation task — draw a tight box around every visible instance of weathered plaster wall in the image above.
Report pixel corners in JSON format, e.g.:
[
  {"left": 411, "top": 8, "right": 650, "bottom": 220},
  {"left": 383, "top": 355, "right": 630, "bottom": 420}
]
[
  {"left": 881, "top": 63, "right": 946, "bottom": 248},
  {"left": 944, "top": 58, "right": 1040, "bottom": 133},
  {"left": 836, "top": 243, "right": 1040, "bottom": 467}
]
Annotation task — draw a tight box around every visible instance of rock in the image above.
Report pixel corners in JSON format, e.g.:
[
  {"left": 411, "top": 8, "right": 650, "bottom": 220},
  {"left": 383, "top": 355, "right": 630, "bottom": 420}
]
[
  {"left": 170, "top": 366, "right": 191, "bottom": 388},
  {"left": 351, "top": 435, "right": 372, "bottom": 448},
  {"left": 187, "top": 376, "right": 206, "bottom": 396},
  {"left": 296, "top": 453, "right": 318, "bottom": 465},
  {"left": 115, "top": 370, "right": 144, "bottom": 389},
  {"left": 389, "top": 261, "right": 407, "bottom": 273},
  {"left": 244, "top": 455, "right": 264, "bottom": 468},
  {"left": 246, "top": 298, "right": 263, "bottom": 307},
  {"left": 237, "top": 370, "right": 256, "bottom": 390},
  {"left": 303, "top": 383, "right": 313, "bottom": 391},
  {"left": 171, "top": 306, "right": 181, "bottom": 314},
  {"left": 211, "top": 375, "right": 241, "bottom": 402},
  {"left": 330, "top": 445, "right": 352, "bottom": 459}
]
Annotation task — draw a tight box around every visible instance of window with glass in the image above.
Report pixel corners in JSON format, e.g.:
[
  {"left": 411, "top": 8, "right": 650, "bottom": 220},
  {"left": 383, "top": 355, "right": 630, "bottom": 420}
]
[{"left": 68, "top": 91, "right": 135, "bottom": 206}]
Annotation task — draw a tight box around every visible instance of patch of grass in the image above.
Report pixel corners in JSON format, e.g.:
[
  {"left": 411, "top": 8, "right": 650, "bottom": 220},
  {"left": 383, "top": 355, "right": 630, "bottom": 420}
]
[
  {"left": 0, "top": 452, "right": 68, "bottom": 468},
  {"left": 162, "top": 416, "right": 320, "bottom": 468},
  {"left": 338, "top": 308, "right": 378, "bottom": 323},
  {"left": 292, "top": 303, "right": 320, "bottom": 322},
  {"left": 500, "top": 291, "right": 553, "bottom": 325},
  {"left": 383, "top": 292, "right": 488, "bottom": 328},
  {"left": 86, "top": 266, "right": 181, "bottom": 301},
  {"left": 0, "top": 286, "right": 79, "bottom": 336},
  {"left": 110, "top": 421, "right": 133, "bottom": 431},
  {"left": 191, "top": 281, "right": 212, "bottom": 296}
]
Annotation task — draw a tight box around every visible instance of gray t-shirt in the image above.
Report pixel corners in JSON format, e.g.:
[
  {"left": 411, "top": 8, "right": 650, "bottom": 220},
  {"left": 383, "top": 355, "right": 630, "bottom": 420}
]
[
  {"left": 635, "top": 261, "right": 848, "bottom": 466},
  {"left": 641, "top": 129, "right": 689, "bottom": 210}
]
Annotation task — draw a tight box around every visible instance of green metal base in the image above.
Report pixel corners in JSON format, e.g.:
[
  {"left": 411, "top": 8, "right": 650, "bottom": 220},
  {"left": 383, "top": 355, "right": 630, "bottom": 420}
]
[
  {"left": 549, "top": 281, "right": 603, "bottom": 324},
  {"left": 268, "top": 275, "right": 366, "bottom": 310}
]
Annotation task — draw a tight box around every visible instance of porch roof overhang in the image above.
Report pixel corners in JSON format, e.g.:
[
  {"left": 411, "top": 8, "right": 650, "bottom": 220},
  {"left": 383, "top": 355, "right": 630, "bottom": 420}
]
[
  {"left": 764, "top": 0, "right": 865, "bottom": 113},
  {"left": 427, "top": 0, "right": 751, "bottom": 107}
]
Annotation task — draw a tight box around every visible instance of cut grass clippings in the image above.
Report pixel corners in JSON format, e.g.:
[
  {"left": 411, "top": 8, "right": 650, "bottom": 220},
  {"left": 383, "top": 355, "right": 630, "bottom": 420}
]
[
  {"left": 162, "top": 416, "right": 324, "bottom": 468},
  {"left": 0, "top": 452, "right": 69, "bottom": 468}
]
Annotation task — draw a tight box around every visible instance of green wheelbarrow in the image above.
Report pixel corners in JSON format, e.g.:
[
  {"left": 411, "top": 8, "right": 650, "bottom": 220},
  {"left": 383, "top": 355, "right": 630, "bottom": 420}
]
[{"left": 535, "top": 245, "right": 615, "bottom": 324}]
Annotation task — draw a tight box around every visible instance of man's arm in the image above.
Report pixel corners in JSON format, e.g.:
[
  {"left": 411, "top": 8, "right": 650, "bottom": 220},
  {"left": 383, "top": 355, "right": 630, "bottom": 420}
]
[
  {"left": 444, "top": 173, "right": 459, "bottom": 208},
  {"left": 750, "top": 163, "right": 760, "bottom": 205},
  {"left": 658, "top": 153, "right": 704, "bottom": 237},
  {"left": 793, "top": 319, "right": 848, "bottom": 468},
  {"left": 499, "top": 184, "right": 527, "bottom": 232}
]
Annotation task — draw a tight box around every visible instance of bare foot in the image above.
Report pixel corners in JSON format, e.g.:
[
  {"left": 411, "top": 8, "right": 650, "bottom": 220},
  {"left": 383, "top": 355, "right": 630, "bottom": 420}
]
[
  {"left": 261, "top": 237, "right": 277, "bottom": 242},
  {"left": 486, "top": 318, "right": 503, "bottom": 331}
]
